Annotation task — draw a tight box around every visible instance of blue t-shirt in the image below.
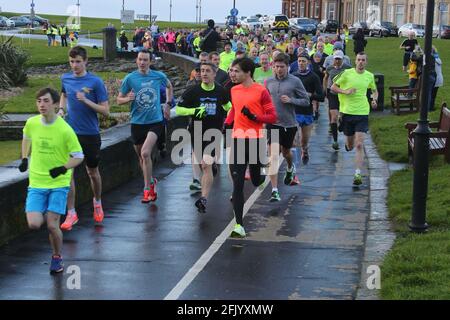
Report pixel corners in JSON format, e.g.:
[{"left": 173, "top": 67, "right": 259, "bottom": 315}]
[
  {"left": 61, "top": 72, "right": 109, "bottom": 135},
  {"left": 120, "top": 70, "right": 169, "bottom": 125}
]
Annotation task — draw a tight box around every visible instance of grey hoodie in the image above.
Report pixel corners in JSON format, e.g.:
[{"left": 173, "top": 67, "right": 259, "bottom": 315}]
[{"left": 265, "top": 74, "right": 310, "bottom": 128}]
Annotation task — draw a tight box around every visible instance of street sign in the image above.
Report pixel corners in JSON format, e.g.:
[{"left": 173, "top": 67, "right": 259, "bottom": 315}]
[
  {"left": 230, "top": 8, "right": 239, "bottom": 16},
  {"left": 121, "top": 10, "right": 135, "bottom": 24},
  {"left": 137, "top": 14, "right": 157, "bottom": 23}
]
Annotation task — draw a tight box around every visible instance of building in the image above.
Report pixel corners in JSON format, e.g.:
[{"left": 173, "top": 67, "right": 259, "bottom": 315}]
[{"left": 282, "top": 0, "right": 450, "bottom": 27}]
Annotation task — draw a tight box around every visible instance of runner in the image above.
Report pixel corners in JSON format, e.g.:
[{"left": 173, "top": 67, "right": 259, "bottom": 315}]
[
  {"left": 117, "top": 50, "right": 173, "bottom": 202},
  {"left": 19, "top": 88, "right": 84, "bottom": 273},
  {"left": 323, "top": 50, "right": 351, "bottom": 151},
  {"left": 291, "top": 52, "right": 325, "bottom": 165},
  {"left": 59, "top": 46, "right": 110, "bottom": 231},
  {"left": 175, "top": 62, "right": 232, "bottom": 213},
  {"left": 224, "top": 57, "right": 277, "bottom": 238},
  {"left": 331, "top": 52, "right": 378, "bottom": 186},
  {"left": 253, "top": 52, "right": 273, "bottom": 84},
  {"left": 265, "top": 53, "right": 310, "bottom": 202}
]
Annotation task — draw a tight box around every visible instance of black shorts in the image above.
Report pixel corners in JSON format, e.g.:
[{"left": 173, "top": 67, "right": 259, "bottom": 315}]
[
  {"left": 131, "top": 122, "right": 165, "bottom": 146},
  {"left": 77, "top": 134, "right": 101, "bottom": 168},
  {"left": 342, "top": 114, "right": 369, "bottom": 136},
  {"left": 327, "top": 90, "right": 340, "bottom": 110},
  {"left": 266, "top": 124, "right": 298, "bottom": 149},
  {"left": 403, "top": 52, "right": 413, "bottom": 67},
  {"left": 191, "top": 130, "right": 220, "bottom": 159}
]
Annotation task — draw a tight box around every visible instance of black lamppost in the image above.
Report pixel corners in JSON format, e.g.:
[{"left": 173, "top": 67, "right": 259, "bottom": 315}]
[
  {"left": 170, "top": 0, "right": 173, "bottom": 22},
  {"left": 149, "top": 0, "right": 152, "bottom": 27},
  {"left": 410, "top": 0, "right": 435, "bottom": 233}
]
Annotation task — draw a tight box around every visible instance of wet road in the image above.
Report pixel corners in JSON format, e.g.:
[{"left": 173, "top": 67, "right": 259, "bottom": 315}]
[{"left": 0, "top": 111, "right": 370, "bottom": 300}]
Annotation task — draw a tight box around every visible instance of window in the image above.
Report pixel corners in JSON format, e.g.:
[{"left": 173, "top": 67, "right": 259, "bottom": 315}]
[
  {"left": 309, "top": 1, "right": 314, "bottom": 18},
  {"left": 315, "top": 0, "right": 320, "bottom": 18},
  {"left": 300, "top": 1, "right": 305, "bottom": 17},
  {"left": 328, "top": 2, "right": 336, "bottom": 20},
  {"left": 419, "top": 4, "right": 425, "bottom": 25},
  {"left": 440, "top": 3, "right": 449, "bottom": 25},
  {"left": 395, "top": 5, "right": 405, "bottom": 26},
  {"left": 357, "top": 1, "right": 365, "bottom": 21},
  {"left": 346, "top": 2, "right": 353, "bottom": 23},
  {"left": 387, "top": 4, "right": 393, "bottom": 22}
]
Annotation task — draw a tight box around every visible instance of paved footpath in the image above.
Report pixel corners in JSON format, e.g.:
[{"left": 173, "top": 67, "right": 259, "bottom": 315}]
[{"left": 0, "top": 111, "right": 370, "bottom": 300}]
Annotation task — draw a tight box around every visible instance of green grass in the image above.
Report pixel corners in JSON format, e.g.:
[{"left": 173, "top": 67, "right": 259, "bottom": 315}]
[
  {"left": 1, "top": 72, "right": 128, "bottom": 114},
  {"left": 1, "top": 12, "right": 205, "bottom": 36},
  {"left": 4, "top": 37, "right": 103, "bottom": 67},
  {"left": 0, "top": 140, "right": 21, "bottom": 165},
  {"left": 360, "top": 39, "right": 450, "bottom": 300}
]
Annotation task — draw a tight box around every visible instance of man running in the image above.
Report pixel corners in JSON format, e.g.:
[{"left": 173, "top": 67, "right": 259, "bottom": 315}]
[
  {"left": 117, "top": 50, "right": 173, "bottom": 202},
  {"left": 59, "top": 46, "right": 110, "bottom": 231},
  {"left": 292, "top": 52, "right": 325, "bottom": 165},
  {"left": 253, "top": 52, "right": 273, "bottom": 84},
  {"left": 224, "top": 57, "right": 277, "bottom": 238},
  {"left": 331, "top": 52, "right": 378, "bottom": 186},
  {"left": 19, "top": 88, "right": 84, "bottom": 274},
  {"left": 176, "top": 62, "right": 232, "bottom": 212},
  {"left": 323, "top": 50, "right": 351, "bottom": 150},
  {"left": 265, "top": 53, "right": 310, "bottom": 202}
]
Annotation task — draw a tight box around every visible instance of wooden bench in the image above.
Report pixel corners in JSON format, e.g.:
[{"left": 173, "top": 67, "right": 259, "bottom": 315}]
[
  {"left": 405, "top": 103, "right": 450, "bottom": 164},
  {"left": 389, "top": 76, "right": 421, "bottom": 115}
]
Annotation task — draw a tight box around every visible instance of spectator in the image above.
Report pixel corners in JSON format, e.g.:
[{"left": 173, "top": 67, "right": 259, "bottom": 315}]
[
  {"left": 119, "top": 31, "right": 129, "bottom": 51},
  {"left": 431, "top": 46, "right": 443, "bottom": 111},
  {"left": 353, "top": 28, "right": 367, "bottom": 56},
  {"left": 200, "top": 19, "right": 222, "bottom": 53}
]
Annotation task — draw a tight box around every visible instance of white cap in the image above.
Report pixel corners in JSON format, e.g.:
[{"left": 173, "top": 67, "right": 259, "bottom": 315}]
[{"left": 333, "top": 50, "right": 344, "bottom": 59}]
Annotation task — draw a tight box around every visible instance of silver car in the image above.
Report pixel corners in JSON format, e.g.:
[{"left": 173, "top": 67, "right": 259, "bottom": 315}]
[
  {"left": 398, "top": 23, "right": 425, "bottom": 37},
  {"left": 0, "top": 16, "right": 15, "bottom": 29}
]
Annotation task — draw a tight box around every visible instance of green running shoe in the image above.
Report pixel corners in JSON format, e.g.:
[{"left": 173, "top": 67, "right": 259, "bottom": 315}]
[
  {"left": 189, "top": 179, "right": 202, "bottom": 192},
  {"left": 353, "top": 173, "right": 363, "bottom": 186},
  {"left": 230, "top": 224, "right": 246, "bottom": 238},
  {"left": 269, "top": 190, "right": 281, "bottom": 202},
  {"left": 283, "top": 166, "right": 296, "bottom": 185},
  {"left": 332, "top": 142, "right": 340, "bottom": 151}
]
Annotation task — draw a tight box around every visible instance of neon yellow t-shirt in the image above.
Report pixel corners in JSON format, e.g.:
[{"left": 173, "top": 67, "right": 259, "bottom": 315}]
[
  {"left": 334, "top": 68, "right": 377, "bottom": 115},
  {"left": 23, "top": 115, "right": 83, "bottom": 189},
  {"left": 324, "top": 43, "right": 334, "bottom": 56},
  {"left": 219, "top": 51, "right": 236, "bottom": 72},
  {"left": 253, "top": 67, "right": 273, "bottom": 84}
]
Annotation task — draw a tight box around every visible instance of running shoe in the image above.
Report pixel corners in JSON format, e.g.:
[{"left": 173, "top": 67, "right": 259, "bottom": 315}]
[
  {"left": 195, "top": 197, "right": 207, "bottom": 213},
  {"left": 50, "top": 255, "right": 64, "bottom": 274},
  {"left": 230, "top": 224, "right": 246, "bottom": 238},
  {"left": 141, "top": 189, "right": 151, "bottom": 203},
  {"left": 269, "top": 190, "right": 281, "bottom": 202},
  {"left": 345, "top": 144, "right": 351, "bottom": 152},
  {"left": 149, "top": 179, "right": 158, "bottom": 201},
  {"left": 353, "top": 173, "right": 363, "bottom": 186},
  {"left": 283, "top": 166, "right": 296, "bottom": 185},
  {"left": 93, "top": 201, "right": 104, "bottom": 223},
  {"left": 61, "top": 212, "right": 79, "bottom": 231},
  {"left": 290, "top": 176, "right": 300, "bottom": 186},
  {"left": 301, "top": 150, "right": 309, "bottom": 165},
  {"left": 189, "top": 179, "right": 202, "bottom": 192},
  {"left": 332, "top": 142, "right": 340, "bottom": 151}
]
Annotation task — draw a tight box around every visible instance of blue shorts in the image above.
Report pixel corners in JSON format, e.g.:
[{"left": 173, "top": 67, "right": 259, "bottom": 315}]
[
  {"left": 25, "top": 187, "right": 70, "bottom": 216},
  {"left": 296, "top": 115, "right": 314, "bottom": 128}
]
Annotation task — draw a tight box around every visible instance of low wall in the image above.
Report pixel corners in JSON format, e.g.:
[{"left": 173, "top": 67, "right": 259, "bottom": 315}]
[
  {"left": 0, "top": 116, "right": 189, "bottom": 246},
  {"left": 158, "top": 52, "right": 198, "bottom": 75}
]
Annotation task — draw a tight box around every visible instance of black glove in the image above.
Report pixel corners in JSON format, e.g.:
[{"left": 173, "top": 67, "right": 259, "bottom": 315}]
[
  {"left": 49, "top": 166, "right": 67, "bottom": 179},
  {"left": 194, "top": 107, "right": 206, "bottom": 120},
  {"left": 241, "top": 106, "right": 257, "bottom": 121},
  {"left": 18, "top": 158, "right": 28, "bottom": 172}
]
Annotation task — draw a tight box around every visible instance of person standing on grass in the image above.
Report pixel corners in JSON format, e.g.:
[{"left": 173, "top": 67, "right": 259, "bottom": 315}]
[
  {"left": 19, "top": 88, "right": 84, "bottom": 274},
  {"left": 59, "top": 46, "right": 110, "bottom": 231},
  {"left": 400, "top": 31, "right": 418, "bottom": 72},
  {"left": 331, "top": 52, "right": 378, "bottom": 186}
]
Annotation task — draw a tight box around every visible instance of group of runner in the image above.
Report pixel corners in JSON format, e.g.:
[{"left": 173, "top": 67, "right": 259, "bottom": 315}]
[{"left": 20, "top": 24, "right": 378, "bottom": 272}]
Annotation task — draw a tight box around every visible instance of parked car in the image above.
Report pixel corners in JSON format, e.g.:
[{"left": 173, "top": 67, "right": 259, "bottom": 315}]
[
  {"left": 262, "top": 14, "right": 290, "bottom": 32},
  {"left": 349, "top": 21, "right": 370, "bottom": 35},
  {"left": 0, "top": 16, "right": 15, "bottom": 29},
  {"left": 369, "top": 21, "right": 398, "bottom": 37},
  {"left": 241, "top": 17, "right": 262, "bottom": 30},
  {"left": 398, "top": 23, "right": 425, "bottom": 37},
  {"left": 289, "top": 17, "right": 317, "bottom": 35},
  {"left": 9, "top": 16, "right": 39, "bottom": 27},
  {"left": 438, "top": 25, "right": 450, "bottom": 39},
  {"left": 317, "top": 19, "right": 339, "bottom": 33},
  {"left": 20, "top": 14, "right": 49, "bottom": 25}
]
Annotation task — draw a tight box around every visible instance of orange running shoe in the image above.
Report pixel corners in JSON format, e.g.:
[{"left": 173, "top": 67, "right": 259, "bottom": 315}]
[
  {"left": 149, "top": 179, "right": 158, "bottom": 202},
  {"left": 93, "top": 202, "right": 104, "bottom": 223},
  {"left": 61, "top": 212, "right": 79, "bottom": 231},
  {"left": 141, "top": 189, "right": 151, "bottom": 203}
]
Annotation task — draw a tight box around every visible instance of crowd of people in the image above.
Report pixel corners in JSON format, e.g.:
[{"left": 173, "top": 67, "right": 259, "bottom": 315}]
[
  {"left": 42, "top": 21, "right": 80, "bottom": 47},
  {"left": 19, "top": 18, "right": 446, "bottom": 274}
]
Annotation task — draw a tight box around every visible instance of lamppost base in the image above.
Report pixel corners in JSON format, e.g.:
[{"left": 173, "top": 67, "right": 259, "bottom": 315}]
[{"left": 409, "top": 222, "right": 429, "bottom": 233}]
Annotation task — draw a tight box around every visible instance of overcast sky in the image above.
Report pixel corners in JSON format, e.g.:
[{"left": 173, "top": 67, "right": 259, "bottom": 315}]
[{"left": 0, "top": 0, "right": 281, "bottom": 23}]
